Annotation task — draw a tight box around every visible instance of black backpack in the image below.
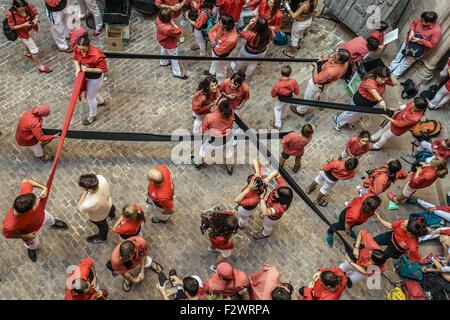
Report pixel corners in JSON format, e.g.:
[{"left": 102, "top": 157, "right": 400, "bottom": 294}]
[
  {"left": 401, "top": 79, "right": 418, "bottom": 99},
  {"left": 2, "top": 11, "right": 17, "bottom": 41},
  {"left": 403, "top": 34, "right": 426, "bottom": 59},
  {"left": 421, "top": 272, "right": 450, "bottom": 300}
]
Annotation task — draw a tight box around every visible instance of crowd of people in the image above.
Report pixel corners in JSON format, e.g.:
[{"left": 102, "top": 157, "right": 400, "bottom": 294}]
[{"left": 2, "top": 0, "right": 450, "bottom": 300}]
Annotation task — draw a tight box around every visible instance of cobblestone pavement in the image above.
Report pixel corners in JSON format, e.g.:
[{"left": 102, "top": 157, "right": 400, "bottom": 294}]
[{"left": 0, "top": 2, "right": 448, "bottom": 300}]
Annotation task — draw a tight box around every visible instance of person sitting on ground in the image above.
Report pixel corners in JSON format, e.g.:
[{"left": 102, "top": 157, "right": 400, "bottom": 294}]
[
  {"left": 415, "top": 197, "right": 450, "bottom": 223},
  {"left": 298, "top": 268, "right": 348, "bottom": 300},
  {"left": 156, "top": 269, "right": 207, "bottom": 300},
  {"left": 203, "top": 262, "right": 250, "bottom": 298},
  {"left": 418, "top": 137, "right": 450, "bottom": 163}
]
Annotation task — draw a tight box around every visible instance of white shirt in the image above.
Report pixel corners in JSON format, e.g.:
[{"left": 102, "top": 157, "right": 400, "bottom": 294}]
[{"left": 79, "top": 175, "right": 112, "bottom": 222}]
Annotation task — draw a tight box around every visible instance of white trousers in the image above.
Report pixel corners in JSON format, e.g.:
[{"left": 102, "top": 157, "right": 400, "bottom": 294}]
[
  {"left": 389, "top": 42, "right": 417, "bottom": 78},
  {"left": 21, "top": 32, "right": 39, "bottom": 54},
  {"left": 237, "top": 205, "right": 256, "bottom": 227},
  {"left": 336, "top": 99, "right": 374, "bottom": 128},
  {"left": 418, "top": 199, "right": 450, "bottom": 223},
  {"left": 86, "top": 76, "right": 104, "bottom": 117},
  {"left": 231, "top": 46, "right": 268, "bottom": 77},
  {"left": 193, "top": 114, "right": 205, "bottom": 134},
  {"left": 372, "top": 123, "right": 395, "bottom": 149},
  {"left": 160, "top": 46, "right": 182, "bottom": 77},
  {"left": 339, "top": 262, "right": 366, "bottom": 283},
  {"left": 194, "top": 28, "right": 206, "bottom": 56},
  {"left": 430, "top": 85, "right": 450, "bottom": 109},
  {"left": 262, "top": 216, "right": 279, "bottom": 236},
  {"left": 295, "top": 78, "right": 324, "bottom": 114},
  {"left": 440, "top": 63, "right": 449, "bottom": 78},
  {"left": 418, "top": 141, "right": 435, "bottom": 164},
  {"left": 238, "top": 8, "right": 254, "bottom": 28},
  {"left": 24, "top": 210, "right": 55, "bottom": 250},
  {"left": 28, "top": 142, "right": 44, "bottom": 157},
  {"left": 77, "top": 0, "right": 103, "bottom": 30},
  {"left": 290, "top": 18, "right": 312, "bottom": 47},
  {"left": 209, "top": 50, "right": 227, "bottom": 85},
  {"left": 274, "top": 98, "right": 288, "bottom": 128},
  {"left": 46, "top": 9, "right": 70, "bottom": 50},
  {"left": 314, "top": 170, "right": 337, "bottom": 195},
  {"left": 420, "top": 227, "right": 450, "bottom": 243},
  {"left": 199, "top": 135, "right": 234, "bottom": 160}
]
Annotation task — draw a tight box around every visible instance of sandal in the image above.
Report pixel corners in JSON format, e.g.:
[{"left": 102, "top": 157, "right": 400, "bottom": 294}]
[
  {"left": 282, "top": 49, "right": 295, "bottom": 58},
  {"left": 270, "top": 120, "right": 281, "bottom": 130},
  {"left": 122, "top": 279, "right": 132, "bottom": 292},
  {"left": 315, "top": 198, "right": 328, "bottom": 207},
  {"left": 225, "top": 164, "right": 234, "bottom": 175},
  {"left": 149, "top": 260, "right": 163, "bottom": 274},
  {"left": 38, "top": 65, "right": 53, "bottom": 73},
  {"left": 25, "top": 53, "right": 32, "bottom": 59},
  {"left": 82, "top": 116, "right": 96, "bottom": 126},
  {"left": 387, "top": 192, "right": 399, "bottom": 205},
  {"left": 252, "top": 231, "right": 269, "bottom": 240},
  {"left": 289, "top": 105, "right": 305, "bottom": 117}
]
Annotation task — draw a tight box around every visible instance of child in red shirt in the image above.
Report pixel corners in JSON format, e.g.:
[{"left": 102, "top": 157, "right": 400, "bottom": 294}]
[
  {"left": 340, "top": 131, "right": 371, "bottom": 160},
  {"left": 299, "top": 268, "right": 348, "bottom": 300},
  {"left": 279, "top": 124, "right": 314, "bottom": 173},
  {"left": 270, "top": 65, "right": 300, "bottom": 129},
  {"left": 113, "top": 204, "right": 146, "bottom": 240}
]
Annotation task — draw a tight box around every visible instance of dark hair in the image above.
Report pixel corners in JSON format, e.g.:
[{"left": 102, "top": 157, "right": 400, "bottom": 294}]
[
  {"left": 78, "top": 174, "right": 99, "bottom": 190},
  {"left": 12, "top": 0, "right": 28, "bottom": 8},
  {"left": 218, "top": 99, "right": 233, "bottom": 118},
  {"left": 336, "top": 49, "right": 351, "bottom": 64},
  {"left": 271, "top": 286, "right": 292, "bottom": 300},
  {"left": 445, "top": 139, "right": 450, "bottom": 149},
  {"left": 77, "top": 36, "right": 90, "bottom": 47},
  {"left": 13, "top": 193, "right": 36, "bottom": 214},
  {"left": 406, "top": 218, "right": 429, "bottom": 238},
  {"left": 183, "top": 277, "right": 200, "bottom": 297},
  {"left": 203, "top": 0, "right": 215, "bottom": 9},
  {"left": 358, "top": 130, "right": 371, "bottom": 141},
  {"left": 387, "top": 159, "right": 402, "bottom": 182},
  {"left": 345, "top": 157, "right": 359, "bottom": 170},
  {"left": 421, "top": 11, "right": 438, "bottom": 24},
  {"left": 71, "top": 278, "right": 90, "bottom": 294},
  {"left": 365, "top": 66, "right": 390, "bottom": 80},
  {"left": 119, "top": 240, "right": 135, "bottom": 260},
  {"left": 413, "top": 97, "right": 428, "bottom": 110},
  {"left": 230, "top": 72, "right": 245, "bottom": 87},
  {"left": 301, "top": 124, "right": 314, "bottom": 138},
  {"left": 221, "top": 14, "right": 235, "bottom": 30},
  {"left": 320, "top": 271, "right": 342, "bottom": 289},
  {"left": 377, "top": 21, "right": 389, "bottom": 32},
  {"left": 197, "top": 76, "right": 218, "bottom": 99},
  {"left": 366, "top": 37, "right": 380, "bottom": 51},
  {"left": 267, "top": 0, "right": 281, "bottom": 20},
  {"left": 276, "top": 187, "right": 293, "bottom": 208},
  {"left": 281, "top": 65, "right": 292, "bottom": 77},
  {"left": 205, "top": 209, "right": 239, "bottom": 238},
  {"left": 362, "top": 195, "right": 381, "bottom": 213},
  {"left": 305, "top": 0, "right": 317, "bottom": 14},
  {"left": 370, "top": 249, "right": 387, "bottom": 267},
  {"left": 246, "top": 175, "right": 266, "bottom": 195},
  {"left": 252, "top": 17, "right": 272, "bottom": 51},
  {"left": 159, "top": 7, "right": 173, "bottom": 24}
]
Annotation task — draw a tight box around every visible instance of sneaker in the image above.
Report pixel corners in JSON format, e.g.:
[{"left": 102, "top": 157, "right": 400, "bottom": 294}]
[
  {"left": 346, "top": 278, "right": 353, "bottom": 289},
  {"left": 356, "top": 186, "right": 363, "bottom": 196},
  {"left": 93, "top": 29, "right": 102, "bottom": 37},
  {"left": 332, "top": 116, "right": 341, "bottom": 131},
  {"left": 210, "top": 264, "right": 217, "bottom": 273},
  {"left": 174, "top": 74, "right": 189, "bottom": 80},
  {"left": 58, "top": 47, "right": 73, "bottom": 53},
  {"left": 420, "top": 252, "right": 434, "bottom": 265},
  {"left": 108, "top": 205, "right": 116, "bottom": 219},
  {"left": 86, "top": 235, "right": 106, "bottom": 244},
  {"left": 207, "top": 246, "right": 218, "bottom": 253},
  {"left": 191, "top": 155, "right": 202, "bottom": 169},
  {"left": 27, "top": 249, "right": 37, "bottom": 262},
  {"left": 191, "top": 44, "right": 200, "bottom": 51},
  {"left": 52, "top": 219, "right": 68, "bottom": 229},
  {"left": 349, "top": 230, "right": 357, "bottom": 240},
  {"left": 326, "top": 233, "right": 334, "bottom": 248}
]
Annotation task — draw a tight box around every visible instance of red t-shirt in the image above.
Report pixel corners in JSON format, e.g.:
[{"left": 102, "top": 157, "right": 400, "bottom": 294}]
[
  {"left": 406, "top": 19, "right": 441, "bottom": 51},
  {"left": 155, "top": 0, "right": 186, "bottom": 18},
  {"left": 257, "top": 0, "right": 284, "bottom": 30},
  {"left": 357, "top": 230, "right": 387, "bottom": 274},
  {"left": 345, "top": 136, "right": 370, "bottom": 158},
  {"left": 192, "top": 89, "right": 220, "bottom": 115},
  {"left": 6, "top": 4, "right": 38, "bottom": 39},
  {"left": 303, "top": 268, "right": 347, "bottom": 300},
  {"left": 65, "top": 258, "right": 97, "bottom": 300},
  {"left": 114, "top": 204, "right": 143, "bottom": 237},
  {"left": 216, "top": 0, "right": 246, "bottom": 22},
  {"left": 193, "top": 9, "right": 211, "bottom": 30},
  {"left": 209, "top": 210, "right": 235, "bottom": 250},
  {"left": 282, "top": 132, "right": 312, "bottom": 157},
  {"left": 201, "top": 108, "right": 235, "bottom": 137},
  {"left": 155, "top": 17, "right": 182, "bottom": 49},
  {"left": 147, "top": 165, "right": 174, "bottom": 211},
  {"left": 219, "top": 79, "right": 250, "bottom": 110},
  {"left": 338, "top": 36, "right": 368, "bottom": 62},
  {"left": 391, "top": 220, "right": 420, "bottom": 262},
  {"left": 266, "top": 176, "right": 288, "bottom": 220},
  {"left": 313, "top": 59, "right": 348, "bottom": 85},
  {"left": 357, "top": 78, "right": 391, "bottom": 101},
  {"left": 2, "top": 182, "right": 46, "bottom": 239},
  {"left": 369, "top": 30, "right": 384, "bottom": 45},
  {"left": 345, "top": 193, "right": 376, "bottom": 227},
  {"left": 110, "top": 236, "right": 149, "bottom": 275},
  {"left": 271, "top": 78, "right": 300, "bottom": 97},
  {"left": 208, "top": 23, "right": 238, "bottom": 57},
  {"left": 432, "top": 139, "right": 450, "bottom": 160},
  {"left": 240, "top": 187, "right": 261, "bottom": 208},
  {"left": 321, "top": 160, "right": 356, "bottom": 181},
  {"left": 362, "top": 164, "right": 408, "bottom": 195},
  {"left": 439, "top": 229, "right": 450, "bottom": 236},
  {"left": 241, "top": 29, "right": 275, "bottom": 52},
  {"left": 390, "top": 101, "right": 424, "bottom": 136},
  {"left": 15, "top": 109, "right": 56, "bottom": 147},
  {"left": 408, "top": 166, "right": 438, "bottom": 190},
  {"left": 73, "top": 45, "right": 108, "bottom": 72}
]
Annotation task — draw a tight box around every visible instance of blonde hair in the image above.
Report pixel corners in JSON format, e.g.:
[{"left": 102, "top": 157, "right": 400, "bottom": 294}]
[
  {"left": 431, "top": 157, "right": 448, "bottom": 178},
  {"left": 122, "top": 204, "right": 146, "bottom": 223}
]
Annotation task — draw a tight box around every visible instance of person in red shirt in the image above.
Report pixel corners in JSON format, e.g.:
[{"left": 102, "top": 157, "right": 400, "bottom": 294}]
[
  {"left": 157, "top": 271, "right": 207, "bottom": 300},
  {"left": 65, "top": 258, "right": 108, "bottom": 300},
  {"left": 290, "top": 49, "right": 350, "bottom": 116},
  {"left": 2, "top": 179, "right": 68, "bottom": 262},
  {"left": 339, "top": 230, "right": 387, "bottom": 286},
  {"left": 333, "top": 66, "right": 398, "bottom": 131},
  {"left": 185, "top": 0, "right": 215, "bottom": 56},
  {"left": 419, "top": 138, "right": 450, "bottom": 164},
  {"left": 203, "top": 262, "right": 250, "bottom": 297},
  {"left": 373, "top": 215, "right": 428, "bottom": 262},
  {"left": 155, "top": 0, "right": 188, "bottom": 43},
  {"left": 371, "top": 97, "right": 427, "bottom": 150},
  {"left": 204, "top": 14, "right": 238, "bottom": 85},
  {"left": 238, "top": 0, "right": 262, "bottom": 27},
  {"left": 249, "top": 263, "right": 292, "bottom": 300},
  {"left": 307, "top": 157, "right": 359, "bottom": 207},
  {"left": 7, "top": 0, "right": 52, "bottom": 73},
  {"left": 390, "top": 11, "right": 441, "bottom": 78},
  {"left": 270, "top": 65, "right": 301, "bottom": 129},
  {"left": 219, "top": 72, "right": 250, "bottom": 131},
  {"left": 192, "top": 76, "right": 220, "bottom": 133},
  {"left": 113, "top": 204, "right": 146, "bottom": 240},
  {"left": 215, "top": 0, "right": 247, "bottom": 24},
  {"left": 73, "top": 36, "right": 108, "bottom": 125},
  {"left": 156, "top": 8, "right": 188, "bottom": 80},
  {"left": 253, "top": 171, "right": 293, "bottom": 239},
  {"left": 339, "top": 131, "right": 371, "bottom": 160},
  {"left": 15, "top": 104, "right": 60, "bottom": 160},
  {"left": 44, "top": 0, "right": 72, "bottom": 53},
  {"left": 358, "top": 159, "right": 408, "bottom": 196},
  {"left": 299, "top": 268, "right": 348, "bottom": 300},
  {"left": 202, "top": 208, "right": 239, "bottom": 271},
  {"left": 388, "top": 157, "right": 448, "bottom": 204},
  {"left": 146, "top": 165, "right": 175, "bottom": 223},
  {"left": 279, "top": 123, "right": 314, "bottom": 173},
  {"left": 232, "top": 17, "right": 274, "bottom": 77},
  {"left": 234, "top": 160, "right": 267, "bottom": 228},
  {"left": 326, "top": 194, "right": 381, "bottom": 247},
  {"left": 364, "top": 21, "right": 389, "bottom": 61},
  {"left": 416, "top": 198, "right": 450, "bottom": 223},
  {"left": 254, "top": 0, "right": 283, "bottom": 31},
  {"left": 107, "top": 236, "right": 163, "bottom": 292},
  {"left": 192, "top": 99, "right": 235, "bottom": 175}
]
